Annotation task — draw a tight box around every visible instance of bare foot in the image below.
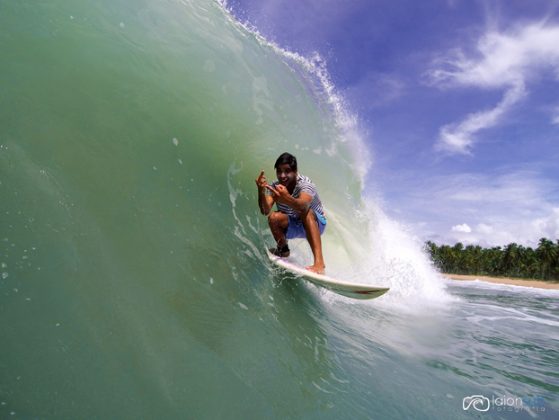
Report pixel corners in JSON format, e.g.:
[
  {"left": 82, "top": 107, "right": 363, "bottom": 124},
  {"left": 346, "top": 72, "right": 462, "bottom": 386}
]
[{"left": 305, "top": 264, "right": 325, "bottom": 275}]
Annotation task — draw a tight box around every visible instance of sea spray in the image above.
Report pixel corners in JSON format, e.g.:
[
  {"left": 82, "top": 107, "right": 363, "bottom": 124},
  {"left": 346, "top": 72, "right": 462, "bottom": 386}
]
[{"left": 219, "top": 0, "right": 450, "bottom": 303}]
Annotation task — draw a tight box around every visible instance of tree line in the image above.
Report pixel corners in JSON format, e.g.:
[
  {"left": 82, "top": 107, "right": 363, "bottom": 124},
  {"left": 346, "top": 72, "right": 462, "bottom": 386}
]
[{"left": 425, "top": 238, "right": 559, "bottom": 281}]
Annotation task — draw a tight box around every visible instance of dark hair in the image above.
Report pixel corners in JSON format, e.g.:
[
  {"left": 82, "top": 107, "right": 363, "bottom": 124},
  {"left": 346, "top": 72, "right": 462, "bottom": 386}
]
[{"left": 274, "top": 152, "right": 297, "bottom": 171}]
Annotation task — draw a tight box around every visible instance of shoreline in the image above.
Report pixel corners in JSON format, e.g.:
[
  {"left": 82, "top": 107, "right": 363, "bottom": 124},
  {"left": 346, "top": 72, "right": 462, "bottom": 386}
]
[{"left": 444, "top": 273, "right": 559, "bottom": 290}]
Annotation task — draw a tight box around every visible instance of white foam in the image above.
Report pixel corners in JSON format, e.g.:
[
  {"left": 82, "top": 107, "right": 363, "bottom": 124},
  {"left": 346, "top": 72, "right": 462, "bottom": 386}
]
[
  {"left": 218, "top": 0, "right": 370, "bottom": 182},
  {"left": 219, "top": 0, "right": 452, "bottom": 309},
  {"left": 448, "top": 278, "right": 559, "bottom": 295}
]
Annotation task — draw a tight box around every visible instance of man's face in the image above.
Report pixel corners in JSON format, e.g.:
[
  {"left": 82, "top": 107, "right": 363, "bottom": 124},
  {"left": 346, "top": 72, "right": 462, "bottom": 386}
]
[{"left": 276, "top": 163, "right": 297, "bottom": 189}]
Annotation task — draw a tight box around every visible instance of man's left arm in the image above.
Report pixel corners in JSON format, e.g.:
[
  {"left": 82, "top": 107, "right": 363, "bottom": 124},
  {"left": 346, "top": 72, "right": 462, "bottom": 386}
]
[{"left": 269, "top": 185, "right": 312, "bottom": 213}]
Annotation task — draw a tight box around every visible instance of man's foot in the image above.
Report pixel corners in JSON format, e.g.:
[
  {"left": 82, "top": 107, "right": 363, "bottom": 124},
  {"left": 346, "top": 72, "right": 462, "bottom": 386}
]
[
  {"left": 305, "top": 264, "right": 325, "bottom": 275},
  {"left": 269, "top": 244, "right": 290, "bottom": 258}
]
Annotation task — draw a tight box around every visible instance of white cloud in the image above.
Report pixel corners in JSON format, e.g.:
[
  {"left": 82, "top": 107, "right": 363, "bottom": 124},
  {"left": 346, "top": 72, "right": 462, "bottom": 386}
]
[
  {"left": 532, "top": 208, "right": 559, "bottom": 239},
  {"left": 392, "top": 169, "right": 559, "bottom": 246},
  {"left": 452, "top": 223, "right": 471, "bottom": 233},
  {"left": 476, "top": 223, "right": 494, "bottom": 235},
  {"left": 459, "top": 210, "right": 559, "bottom": 247},
  {"left": 437, "top": 83, "right": 526, "bottom": 154},
  {"left": 429, "top": 23, "right": 559, "bottom": 154}
]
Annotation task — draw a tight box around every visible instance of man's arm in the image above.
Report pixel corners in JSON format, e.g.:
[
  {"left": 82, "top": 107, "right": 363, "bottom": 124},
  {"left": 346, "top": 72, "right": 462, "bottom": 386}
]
[
  {"left": 255, "top": 171, "right": 275, "bottom": 215},
  {"left": 268, "top": 185, "right": 312, "bottom": 214}
]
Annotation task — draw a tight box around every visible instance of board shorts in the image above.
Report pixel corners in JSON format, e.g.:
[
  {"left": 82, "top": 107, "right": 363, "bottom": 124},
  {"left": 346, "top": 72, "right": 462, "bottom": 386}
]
[{"left": 286, "top": 210, "right": 327, "bottom": 239}]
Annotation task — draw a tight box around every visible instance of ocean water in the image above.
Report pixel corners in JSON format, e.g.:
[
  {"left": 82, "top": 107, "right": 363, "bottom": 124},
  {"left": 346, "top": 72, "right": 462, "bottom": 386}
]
[{"left": 1, "top": 0, "right": 558, "bottom": 418}]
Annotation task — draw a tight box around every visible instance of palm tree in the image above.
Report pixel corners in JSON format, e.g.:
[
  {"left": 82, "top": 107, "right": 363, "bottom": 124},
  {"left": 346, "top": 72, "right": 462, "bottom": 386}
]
[
  {"left": 452, "top": 242, "right": 464, "bottom": 273},
  {"left": 486, "top": 246, "right": 503, "bottom": 276},
  {"left": 536, "top": 238, "right": 557, "bottom": 279},
  {"left": 423, "top": 239, "right": 558, "bottom": 280},
  {"left": 502, "top": 243, "right": 520, "bottom": 277}
]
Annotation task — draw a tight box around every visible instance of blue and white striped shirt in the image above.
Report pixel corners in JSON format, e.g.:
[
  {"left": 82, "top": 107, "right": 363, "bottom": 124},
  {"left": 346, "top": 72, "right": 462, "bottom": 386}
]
[{"left": 271, "top": 174, "right": 325, "bottom": 219}]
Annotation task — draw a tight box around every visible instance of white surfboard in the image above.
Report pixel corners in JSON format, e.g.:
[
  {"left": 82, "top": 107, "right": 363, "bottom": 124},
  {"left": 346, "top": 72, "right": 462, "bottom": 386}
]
[{"left": 266, "top": 249, "right": 389, "bottom": 300}]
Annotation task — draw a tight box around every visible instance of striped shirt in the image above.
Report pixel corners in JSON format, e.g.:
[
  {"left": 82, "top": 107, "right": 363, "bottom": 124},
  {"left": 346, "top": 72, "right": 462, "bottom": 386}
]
[{"left": 271, "top": 174, "right": 325, "bottom": 219}]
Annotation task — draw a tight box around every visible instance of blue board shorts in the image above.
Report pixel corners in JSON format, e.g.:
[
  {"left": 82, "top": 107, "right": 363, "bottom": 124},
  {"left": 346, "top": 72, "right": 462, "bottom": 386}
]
[{"left": 286, "top": 210, "right": 327, "bottom": 239}]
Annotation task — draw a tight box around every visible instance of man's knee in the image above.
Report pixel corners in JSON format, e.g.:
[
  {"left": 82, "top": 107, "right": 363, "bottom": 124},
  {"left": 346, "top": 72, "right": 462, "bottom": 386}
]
[
  {"left": 268, "top": 211, "right": 287, "bottom": 228},
  {"left": 267, "top": 211, "right": 279, "bottom": 225},
  {"left": 302, "top": 209, "right": 317, "bottom": 224}
]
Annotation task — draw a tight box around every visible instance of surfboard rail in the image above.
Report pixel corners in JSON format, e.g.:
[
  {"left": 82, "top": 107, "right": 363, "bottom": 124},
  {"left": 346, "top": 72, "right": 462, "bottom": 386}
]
[{"left": 266, "top": 249, "right": 389, "bottom": 300}]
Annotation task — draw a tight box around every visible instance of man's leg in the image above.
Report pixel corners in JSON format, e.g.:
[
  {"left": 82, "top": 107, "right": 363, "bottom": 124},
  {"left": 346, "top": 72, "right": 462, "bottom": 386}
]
[
  {"left": 268, "top": 211, "right": 289, "bottom": 255},
  {"left": 301, "top": 210, "right": 325, "bottom": 274}
]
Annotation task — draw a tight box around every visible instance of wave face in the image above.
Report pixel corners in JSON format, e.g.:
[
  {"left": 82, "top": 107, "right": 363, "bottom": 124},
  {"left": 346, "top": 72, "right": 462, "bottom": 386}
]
[{"left": 0, "top": 0, "right": 487, "bottom": 418}]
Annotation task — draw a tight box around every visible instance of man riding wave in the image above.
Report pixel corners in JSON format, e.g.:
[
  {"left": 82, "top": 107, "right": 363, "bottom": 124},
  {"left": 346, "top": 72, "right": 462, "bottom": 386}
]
[{"left": 256, "top": 152, "right": 327, "bottom": 274}]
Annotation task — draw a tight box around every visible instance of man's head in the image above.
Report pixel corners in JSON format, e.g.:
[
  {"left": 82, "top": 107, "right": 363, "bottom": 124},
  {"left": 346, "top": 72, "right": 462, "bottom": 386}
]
[
  {"left": 274, "top": 152, "right": 297, "bottom": 171},
  {"left": 274, "top": 152, "right": 298, "bottom": 189}
]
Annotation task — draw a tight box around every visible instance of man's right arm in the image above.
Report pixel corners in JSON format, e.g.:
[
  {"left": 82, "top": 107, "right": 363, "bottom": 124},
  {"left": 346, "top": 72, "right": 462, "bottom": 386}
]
[{"left": 255, "top": 171, "right": 275, "bottom": 215}]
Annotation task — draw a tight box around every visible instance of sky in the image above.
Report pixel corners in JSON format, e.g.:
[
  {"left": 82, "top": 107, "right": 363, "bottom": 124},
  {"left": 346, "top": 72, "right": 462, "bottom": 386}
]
[{"left": 226, "top": 0, "right": 559, "bottom": 247}]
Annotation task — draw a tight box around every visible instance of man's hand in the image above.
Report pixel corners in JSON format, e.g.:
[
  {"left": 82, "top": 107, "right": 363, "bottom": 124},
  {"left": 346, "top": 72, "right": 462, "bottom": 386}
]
[
  {"left": 255, "top": 170, "right": 269, "bottom": 190},
  {"left": 266, "top": 183, "right": 290, "bottom": 204},
  {"left": 256, "top": 170, "right": 274, "bottom": 215}
]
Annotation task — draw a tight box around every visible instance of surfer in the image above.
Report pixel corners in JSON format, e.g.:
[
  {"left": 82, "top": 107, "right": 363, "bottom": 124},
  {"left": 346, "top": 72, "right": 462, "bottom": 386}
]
[{"left": 256, "top": 152, "right": 327, "bottom": 274}]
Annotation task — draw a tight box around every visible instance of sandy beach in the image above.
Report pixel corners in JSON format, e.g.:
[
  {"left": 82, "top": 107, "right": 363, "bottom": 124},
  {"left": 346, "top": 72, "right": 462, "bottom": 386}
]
[{"left": 445, "top": 273, "right": 559, "bottom": 290}]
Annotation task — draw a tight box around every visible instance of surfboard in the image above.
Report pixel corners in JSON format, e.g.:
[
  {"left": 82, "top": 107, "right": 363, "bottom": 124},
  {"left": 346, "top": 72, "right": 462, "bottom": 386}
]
[{"left": 266, "top": 249, "right": 390, "bottom": 300}]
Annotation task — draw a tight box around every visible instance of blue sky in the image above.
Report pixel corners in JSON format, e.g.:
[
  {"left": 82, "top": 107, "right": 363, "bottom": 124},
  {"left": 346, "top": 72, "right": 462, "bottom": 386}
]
[{"left": 226, "top": 0, "right": 559, "bottom": 246}]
